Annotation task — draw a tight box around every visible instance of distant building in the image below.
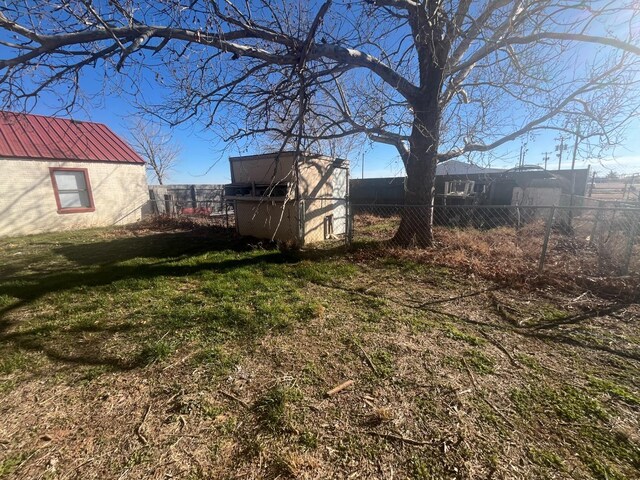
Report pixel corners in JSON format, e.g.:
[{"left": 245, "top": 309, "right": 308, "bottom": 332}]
[
  {"left": 349, "top": 159, "right": 590, "bottom": 206},
  {"left": 0, "top": 111, "right": 148, "bottom": 237}
]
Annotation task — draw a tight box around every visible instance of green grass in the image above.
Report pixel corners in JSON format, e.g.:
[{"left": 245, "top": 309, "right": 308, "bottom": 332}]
[
  {"left": 444, "top": 324, "right": 485, "bottom": 346},
  {"left": 253, "top": 385, "right": 303, "bottom": 433},
  {"left": 192, "top": 345, "right": 239, "bottom": 376},
  {"left": 589, "top": 377, "right": 640, "bottom": 406},
  {"left": 0, "top": 351, "right": 31, "bottom": 374},
  {"left": 527, "top": 446, "right": 565, "bottom": 470},
  {"left": 511, "top": 384, "right": 609, "bottom": 422},
  {"left": 0, "top": 228, "right": 341, "bottom": 380},
  {"left": 370, "top": 349, "right": 395, "bottom": 378},
  {"left": 0, "top": 453, "right": 29, "bottom": 478},
  {"left": 464, "top": 349, "right": 495, "bottom": 375}
]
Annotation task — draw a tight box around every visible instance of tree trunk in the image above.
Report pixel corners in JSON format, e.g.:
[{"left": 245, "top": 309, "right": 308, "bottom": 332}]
[
  {"left": 391, "top": 4, "right": 446, "bottom": 248},
  {"left": 393, "top": 153, "right": 438, "bottom": 247},
  {"left": 392, "top": 110, "right": 440, "bottom": 248}
]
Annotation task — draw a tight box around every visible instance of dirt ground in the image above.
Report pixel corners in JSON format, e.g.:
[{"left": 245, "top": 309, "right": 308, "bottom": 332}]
[{"left": 1, "top": 224, "right": 639, "bottom": 479}]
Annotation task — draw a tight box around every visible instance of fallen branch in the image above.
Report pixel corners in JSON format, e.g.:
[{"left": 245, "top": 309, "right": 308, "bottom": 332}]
[
  {"left": 354, "top": 341, "right": 379, "bottom": 376},
  {"left": 478, "top": 330, "right": 520, "bottom": 368},
  {"left": 462, "top": 357, "right": 479, "bottom": 390},
  {"left": 417, "top": 286, "right": 502, "bottom": 307},
  {"left": 219, "top": 389, "right": 251, "bottom": 409},
  {"left": 326, "top": 380, "right": 354, "bottom": 396},
  {"left": 531, "top": 303, "right": 628, "bottom": 330},
  {"left": 367, "top": 430, "right": 431, "bottom": 446},
  {"left": 136, "top": 405, "right": 152, "bottom": 446}
]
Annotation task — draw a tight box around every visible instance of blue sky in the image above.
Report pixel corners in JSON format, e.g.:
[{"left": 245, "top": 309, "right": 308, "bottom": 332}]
[
  {"left": 23, "top": 51, "right": 640, "bottom": 184},
  {"left": 33, "top": 95, "right": 638, "bottom": 184},
  {"left": 4, "top": 1, "right": 640, "bottom": 183},
  {"left": 28, "top": 75, "right": 640, "bottom": 185}
]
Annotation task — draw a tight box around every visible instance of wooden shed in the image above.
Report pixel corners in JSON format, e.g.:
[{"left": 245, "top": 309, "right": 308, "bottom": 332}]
[{"left": 224, "top": 152, "right": 349, "bottom": 245}]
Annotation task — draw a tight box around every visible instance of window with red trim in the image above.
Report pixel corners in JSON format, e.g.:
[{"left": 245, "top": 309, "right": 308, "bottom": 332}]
[{"left": 50, "top": 168, "right": 95, "bottom": 213}]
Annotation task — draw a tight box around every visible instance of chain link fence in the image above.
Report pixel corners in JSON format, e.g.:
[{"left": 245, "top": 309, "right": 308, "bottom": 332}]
[
  {"left": 148, "top": 194, "right": 235, "bottom": 228},
  {"left": 349, "top": 202, "right": 640, "bottom": 277},
  {"left": 145, "top": 188, "right": 639, "bottom": 279}
]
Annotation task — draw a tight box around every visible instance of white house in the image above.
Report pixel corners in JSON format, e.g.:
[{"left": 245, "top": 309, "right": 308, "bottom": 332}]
[{"left": 0, "top": 111, "right": 149, "bottom": 237}]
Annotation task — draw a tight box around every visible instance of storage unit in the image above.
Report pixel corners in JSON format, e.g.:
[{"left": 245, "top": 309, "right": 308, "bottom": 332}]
[{"left": 224, "top": 152, "right": 349, "bottom": 245}]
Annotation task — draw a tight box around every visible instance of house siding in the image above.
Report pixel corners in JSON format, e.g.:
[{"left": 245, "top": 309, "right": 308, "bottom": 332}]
[{"left": 0, "top": 158, "right": 148, "bottom": 237}]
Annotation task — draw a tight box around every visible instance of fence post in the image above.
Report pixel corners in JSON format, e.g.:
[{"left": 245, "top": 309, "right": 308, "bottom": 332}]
[
  {"left": 297, "top": 199, "right": 306, "bottom": 247},
  {"left": 538, "top": 205, "right": 556, "bottom": 273},
  {"left": 190, "top": 185, "right": 197, "bottom": 211},
  {"left": 164, "top": 194, "right": 174, "bottom": 217},
  {"left": 622, "top": 209, "right": 639, "bottom": 275},
  {"left": 149, "top": 189, "right": 158, "bottom": 215},
  {"left": 346, "top": 200, "right": 353, "bottom": 246},
  {"left": 589, "top": 201, "right": 604, "bottom": 247}
]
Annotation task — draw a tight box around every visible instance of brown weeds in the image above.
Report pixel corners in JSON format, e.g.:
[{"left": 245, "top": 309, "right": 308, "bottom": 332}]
[{"left": 352, "top": 215, "right": 640, "bottom": 301}]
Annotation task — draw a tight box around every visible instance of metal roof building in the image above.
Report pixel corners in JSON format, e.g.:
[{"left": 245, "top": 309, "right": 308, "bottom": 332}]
[
  {"left": 0, "top": 111, "right": 149, "bottom": 237},
  {"left": 0, "top": 111, "right": 144, "bottom": 164}
]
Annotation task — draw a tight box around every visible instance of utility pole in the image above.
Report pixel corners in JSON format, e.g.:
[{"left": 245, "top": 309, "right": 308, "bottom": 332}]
[
  {"left": 555, "top": 135, "right": 568, "bottom": 170},
  {"left": 570, "top": 129, "right": 579, "bottom": 173},
  {"left": 542, "top": 151, "right": 551, "bottom": 170},
  {"left": 518, "top": 144, "right": 523, "bottom": 167},
  {"left": 569, "top": 125, "right": 581, "bottom": 216}
]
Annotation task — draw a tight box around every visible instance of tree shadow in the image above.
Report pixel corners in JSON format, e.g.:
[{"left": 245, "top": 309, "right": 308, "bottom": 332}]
[
  {"left": 54, "top": 227, "right": 251, "bottom": 266},
  {"left": 0, "top": 229, "right": 304, "bottom": 372},
  {"left": 0, "top": 230, "right": 284, "bottom": 312},
  {"left": 302, "top": 279, "right": 640, "bottom": 364}
]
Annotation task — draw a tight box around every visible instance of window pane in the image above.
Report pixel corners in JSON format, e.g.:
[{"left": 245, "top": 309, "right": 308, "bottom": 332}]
[
  {"left": 54, "top": 171, "right": 87, "bottom": 190},
  {"left": 58, "top": 191, "right": 91, "bottom": 208}
]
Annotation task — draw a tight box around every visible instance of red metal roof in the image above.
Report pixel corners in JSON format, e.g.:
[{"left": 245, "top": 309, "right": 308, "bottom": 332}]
[{"left": 0, "top": 111, "right": 145, "bottom": 164}]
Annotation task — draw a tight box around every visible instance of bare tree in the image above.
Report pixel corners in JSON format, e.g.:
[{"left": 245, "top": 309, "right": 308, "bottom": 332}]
[
  {"left": 1, "top": 1, "right": 639, "bottom": 245},
  {"left": 129, "top": 119, "right": 179, "bottom": 185}
]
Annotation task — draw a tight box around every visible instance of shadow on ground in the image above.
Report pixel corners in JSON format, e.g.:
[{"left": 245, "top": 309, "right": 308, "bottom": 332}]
[{"left": 0, "top": 227, "right": 326, "bottom": 372}]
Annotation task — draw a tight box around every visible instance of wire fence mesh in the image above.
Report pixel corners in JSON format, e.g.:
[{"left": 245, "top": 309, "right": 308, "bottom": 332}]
[
  {"left": 150, "top": 194, "right": 235, "bottom": 228},
  {"left": 148, "top": 190, "right": 639, "bottom": 280},
  {"left": 350, "top": 203, "right": 640, "bottom": 278}
]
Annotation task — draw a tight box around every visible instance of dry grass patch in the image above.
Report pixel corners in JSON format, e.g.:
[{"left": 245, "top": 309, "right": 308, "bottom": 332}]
[
  {"left": 0, "top": 224, "right": 638, "bottom": 479},
  {"left": 352, "top": 213, "right": 640, "bottom": 301}
]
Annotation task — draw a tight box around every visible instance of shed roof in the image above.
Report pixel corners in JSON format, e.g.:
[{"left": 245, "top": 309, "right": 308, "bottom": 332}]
[
  {"left": 229, "top": 151, "right": 349, "bottom": 168},
  {"left": 0, "top": 111, "right": 144, "bottom": 164},
  {"left": 436, "top": 159, "right": 504, "bottom": 176}
]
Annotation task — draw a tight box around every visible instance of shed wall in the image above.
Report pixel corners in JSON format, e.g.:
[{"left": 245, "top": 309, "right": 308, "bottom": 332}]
[
  {"left": 0, "top": 158, "right": 148, "bottom": 237},
  {"left": 298, "top": 156, "right": 348, "bottom": 243},
  {"left": 234, "top": 200, "right": 299, "bottom": 242},
  {"left": 230, "top": 153, "right": 296, "bottom": 184},
  {"left": 303, "top": 198, "right": 348, "bottom": 243}
]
